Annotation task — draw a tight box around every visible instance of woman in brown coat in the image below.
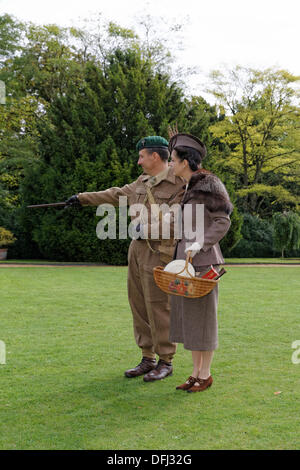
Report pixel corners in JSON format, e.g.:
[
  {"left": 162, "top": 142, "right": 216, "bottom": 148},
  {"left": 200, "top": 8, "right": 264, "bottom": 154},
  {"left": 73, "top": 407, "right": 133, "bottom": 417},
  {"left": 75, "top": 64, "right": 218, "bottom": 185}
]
[{"left": 167, "top": 133, "right": 233, "bottom": 392}]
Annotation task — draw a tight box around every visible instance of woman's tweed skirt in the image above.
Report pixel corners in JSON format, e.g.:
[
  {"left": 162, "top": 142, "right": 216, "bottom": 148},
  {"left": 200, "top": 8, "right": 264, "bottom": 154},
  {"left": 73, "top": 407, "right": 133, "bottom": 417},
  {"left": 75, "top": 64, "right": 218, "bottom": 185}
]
[{"left": 169, "top": 265, "right": 219, "bottom": 351}]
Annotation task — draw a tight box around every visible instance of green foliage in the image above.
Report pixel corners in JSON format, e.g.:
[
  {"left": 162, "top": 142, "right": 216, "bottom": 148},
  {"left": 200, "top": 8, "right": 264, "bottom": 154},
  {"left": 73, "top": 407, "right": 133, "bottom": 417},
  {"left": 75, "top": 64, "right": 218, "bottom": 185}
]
[
  {"left": 11, "top": 29, "right": 200, "bottom": 261},
  {"left": 230, "top": 213, "right": 275, "bottom": 258},
  {"left": 0, "top": 14, "right": 23, "bottom": 62},
  {"left": 108, "top": 22, "right": 137, "bottom": 40},
  {"left": 0, "top": 226, "right": 16, "bottom": 247},
  {"left": 272, "top": 211, "right": 300, "bottom": 257},
  {"left": 0, "top": 17, "right": 216, "bottom": 262},
  {"left": 1, "top": 15, "right": 300, "bottom": 261},
  {"left": 217, "top": 178, "right": 244, "bottom": 256},
  {"left": 220, "top": 205, "right": 243, "bottom": 256},
  {"left": 208, "top": 66, "right": 300, "bottom": 217}
]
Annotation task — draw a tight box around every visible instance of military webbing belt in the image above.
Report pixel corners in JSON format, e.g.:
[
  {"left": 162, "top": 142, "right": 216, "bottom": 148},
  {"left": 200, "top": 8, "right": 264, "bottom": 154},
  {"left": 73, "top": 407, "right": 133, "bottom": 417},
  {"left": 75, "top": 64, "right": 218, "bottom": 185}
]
[{"left": 143, "top": 186, "right": 162, "bottom": 254}]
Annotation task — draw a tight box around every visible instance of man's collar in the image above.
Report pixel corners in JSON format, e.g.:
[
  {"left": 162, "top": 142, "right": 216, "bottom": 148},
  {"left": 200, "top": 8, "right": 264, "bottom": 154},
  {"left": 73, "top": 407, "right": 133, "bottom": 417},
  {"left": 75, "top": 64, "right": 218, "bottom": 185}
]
[{"left": 141, "top": 166, "right": 176, "bottom": 187}]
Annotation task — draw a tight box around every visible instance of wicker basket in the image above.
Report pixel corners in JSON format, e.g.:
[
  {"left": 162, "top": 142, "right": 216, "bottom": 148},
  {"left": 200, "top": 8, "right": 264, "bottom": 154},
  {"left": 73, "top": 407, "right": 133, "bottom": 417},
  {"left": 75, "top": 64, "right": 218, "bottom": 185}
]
[{"left": 153, "top": 252, "right": 218, "bottom": 298}]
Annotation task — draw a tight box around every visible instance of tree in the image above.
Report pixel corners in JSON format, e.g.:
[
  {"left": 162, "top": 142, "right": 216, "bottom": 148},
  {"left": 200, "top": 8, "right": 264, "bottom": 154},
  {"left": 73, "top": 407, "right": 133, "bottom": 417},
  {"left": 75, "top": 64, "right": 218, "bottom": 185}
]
[
  {"left": 207, "top": 66, "right": 300, "bottom": 217},
  {"left": 0, "top": 16, "right": 43, "bottom": 230},
  {"left": 1, "top": 16, "right": 219, "bottom": 262},
  {"left": 272, "top": 211, "right": 300, "bottom": 258},
  {"left": 18, "top": 27, "right": 204, "bottom": 262},
  {"left": 0, "top": 14, "right": 23, "bottom": 64},
  {"left": 229, "top": 213, "right": 275, "bottom": 258}
]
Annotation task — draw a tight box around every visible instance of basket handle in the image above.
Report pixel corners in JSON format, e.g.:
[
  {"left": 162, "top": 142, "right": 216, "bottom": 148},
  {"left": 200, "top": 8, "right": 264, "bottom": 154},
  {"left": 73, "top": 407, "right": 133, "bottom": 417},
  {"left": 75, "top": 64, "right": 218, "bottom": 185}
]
[{"left": 176, "top": 251, "right": 194, "bottom": 278}]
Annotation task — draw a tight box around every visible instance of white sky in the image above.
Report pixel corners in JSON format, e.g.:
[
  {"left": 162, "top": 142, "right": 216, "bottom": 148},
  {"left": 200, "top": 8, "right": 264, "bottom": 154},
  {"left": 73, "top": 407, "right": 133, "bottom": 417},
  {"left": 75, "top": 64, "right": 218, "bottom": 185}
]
[{"left": 0, "top": 0, "right": 299, "bottom": 98}]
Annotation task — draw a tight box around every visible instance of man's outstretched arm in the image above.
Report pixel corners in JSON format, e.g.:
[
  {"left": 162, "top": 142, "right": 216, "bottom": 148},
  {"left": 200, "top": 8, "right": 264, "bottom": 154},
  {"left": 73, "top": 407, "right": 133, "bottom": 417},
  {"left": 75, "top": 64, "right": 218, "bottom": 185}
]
[{"left": 66, "top": 180, "right": 138, "bottom": 207}]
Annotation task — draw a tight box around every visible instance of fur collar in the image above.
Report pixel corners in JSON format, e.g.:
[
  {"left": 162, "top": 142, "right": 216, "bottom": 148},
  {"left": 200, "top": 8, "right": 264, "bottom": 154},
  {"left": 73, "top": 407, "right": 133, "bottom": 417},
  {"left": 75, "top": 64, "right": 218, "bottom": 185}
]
[{"left": 183, "top": 169, "right": 233, "bottom": 215}]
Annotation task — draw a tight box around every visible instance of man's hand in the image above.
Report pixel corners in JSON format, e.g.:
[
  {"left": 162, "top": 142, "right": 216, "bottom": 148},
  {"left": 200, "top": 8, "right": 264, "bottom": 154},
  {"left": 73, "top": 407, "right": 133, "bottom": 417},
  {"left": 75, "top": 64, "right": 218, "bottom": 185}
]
[
  {"left": 185, "top": 241, "right": 202, "bottom": 258},
  {"left": 65, "top": 195, "right": 81, "bottom": 207}
]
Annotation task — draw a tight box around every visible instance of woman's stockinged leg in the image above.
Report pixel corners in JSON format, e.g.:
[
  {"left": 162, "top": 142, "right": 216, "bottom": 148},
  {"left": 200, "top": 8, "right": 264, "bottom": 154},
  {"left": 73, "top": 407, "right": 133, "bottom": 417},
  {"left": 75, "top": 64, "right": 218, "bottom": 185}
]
[
  {"left": 175, "top": 350, "right": 202, "bottom": 390},
  {"left": 198, "top": 351, "right": 214, "bottom": 379},
  {"left": 191, "top": 350, "right": 203, "bottom": 378}
]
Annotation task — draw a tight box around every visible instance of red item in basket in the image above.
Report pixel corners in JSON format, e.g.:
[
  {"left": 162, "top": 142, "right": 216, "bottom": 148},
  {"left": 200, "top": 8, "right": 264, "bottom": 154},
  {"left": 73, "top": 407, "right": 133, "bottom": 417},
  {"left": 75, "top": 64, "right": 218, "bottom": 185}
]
[{"left": 201, "top": 266, "right": 219, "bottom": 280}]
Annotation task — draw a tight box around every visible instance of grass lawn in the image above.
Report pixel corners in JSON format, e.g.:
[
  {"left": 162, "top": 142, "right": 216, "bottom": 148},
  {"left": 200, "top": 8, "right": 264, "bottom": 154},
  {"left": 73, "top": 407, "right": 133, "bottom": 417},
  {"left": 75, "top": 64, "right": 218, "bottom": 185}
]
[
  {"left": 1, "top": 257, "right": 300, "bottom": 264},
  {"left": 225, "top": 258, "right": 300, "bottom": 264},
  {"left": 0, "top": 259, "right": 106, "bottom": 265},
  {"left": 0, "top": 265, "right": 299, "bottom": 450}
]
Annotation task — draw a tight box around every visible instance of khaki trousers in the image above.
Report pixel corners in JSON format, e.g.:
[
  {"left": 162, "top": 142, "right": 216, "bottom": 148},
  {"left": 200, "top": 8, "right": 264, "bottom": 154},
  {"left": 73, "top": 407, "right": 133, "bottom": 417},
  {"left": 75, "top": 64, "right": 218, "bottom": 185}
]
[{"left": 127, "top": 240, "right": 177, "bottom": 363}]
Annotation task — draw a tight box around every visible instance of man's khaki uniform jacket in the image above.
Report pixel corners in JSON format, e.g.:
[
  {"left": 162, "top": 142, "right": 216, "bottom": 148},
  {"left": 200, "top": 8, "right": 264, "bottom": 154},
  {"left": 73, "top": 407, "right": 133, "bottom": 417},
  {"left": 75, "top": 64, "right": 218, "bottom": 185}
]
[
  {"left": 78, "top": 166, "right": 184, "bottom": 362},
  {"left": 78, "top": 166, "right": 184, "bottom": 262}
]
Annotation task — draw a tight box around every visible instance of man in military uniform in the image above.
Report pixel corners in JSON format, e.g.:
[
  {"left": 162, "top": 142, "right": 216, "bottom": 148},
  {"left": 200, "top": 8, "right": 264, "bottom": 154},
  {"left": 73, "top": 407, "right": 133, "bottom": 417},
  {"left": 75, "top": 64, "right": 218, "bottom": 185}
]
[{"left": 66, "top": 136, "right": 184, "bottom": 381}]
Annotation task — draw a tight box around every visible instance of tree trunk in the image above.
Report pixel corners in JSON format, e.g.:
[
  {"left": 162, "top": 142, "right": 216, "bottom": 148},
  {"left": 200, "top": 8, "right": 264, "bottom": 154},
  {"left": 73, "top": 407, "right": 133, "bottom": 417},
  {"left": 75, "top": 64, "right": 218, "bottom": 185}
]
[{"left": 250, "top": 192, "right": 258, "bottom": 213}]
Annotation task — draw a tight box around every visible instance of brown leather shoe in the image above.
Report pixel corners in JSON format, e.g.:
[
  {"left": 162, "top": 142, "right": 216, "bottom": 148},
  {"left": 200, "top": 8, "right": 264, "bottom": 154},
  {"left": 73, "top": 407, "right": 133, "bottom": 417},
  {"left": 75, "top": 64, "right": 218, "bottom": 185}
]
[
  {"left": 176, "top": 376, "right": 198, "bottom": 390},
  {"left": 143, "top": 359, "right": 173, "bottom": 382},
  {"left": 187, "top": 375, "right": 213, "bottom": 392},
  {"left": 124, "top": 357, "right": 157, "bottom": 378}
]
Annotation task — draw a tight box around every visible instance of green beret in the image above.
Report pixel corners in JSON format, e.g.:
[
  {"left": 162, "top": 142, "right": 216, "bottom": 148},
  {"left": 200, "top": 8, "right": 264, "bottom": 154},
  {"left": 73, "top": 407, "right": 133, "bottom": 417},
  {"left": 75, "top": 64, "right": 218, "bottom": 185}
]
[{"left": 136, "top": 135, "right": 169, "bottom": 151}]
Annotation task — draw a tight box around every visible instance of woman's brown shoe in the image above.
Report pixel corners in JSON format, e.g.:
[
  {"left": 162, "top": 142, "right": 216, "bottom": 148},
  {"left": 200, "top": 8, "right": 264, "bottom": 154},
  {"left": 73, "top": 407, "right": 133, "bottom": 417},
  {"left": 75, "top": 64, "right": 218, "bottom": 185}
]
[
  {"left": 187, "top": 376, "right": 213, "bottom": 392},
  {"left": 176, "top": 376, "right": 198, "bottom": 390}
]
